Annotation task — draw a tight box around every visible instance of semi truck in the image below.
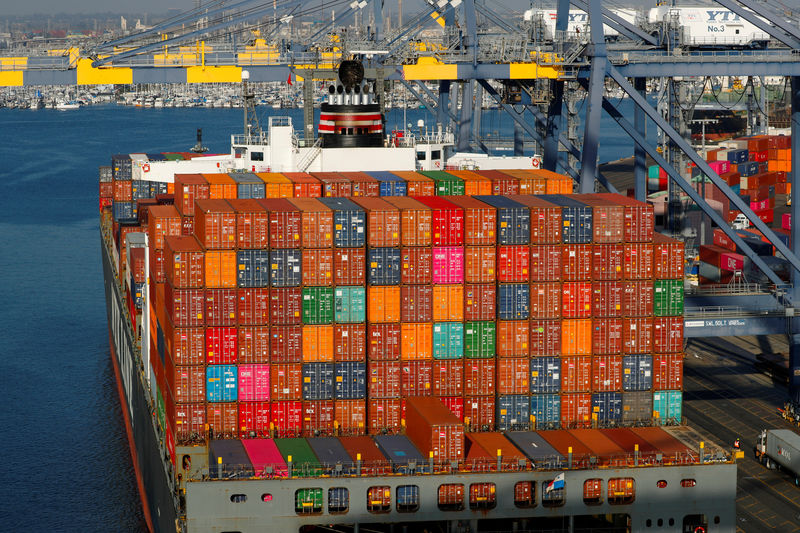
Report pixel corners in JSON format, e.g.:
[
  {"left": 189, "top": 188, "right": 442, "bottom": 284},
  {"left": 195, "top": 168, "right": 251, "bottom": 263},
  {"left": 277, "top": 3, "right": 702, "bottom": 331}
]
[{"left": 754, "top": 429, "right": 800, "bottom": 486}]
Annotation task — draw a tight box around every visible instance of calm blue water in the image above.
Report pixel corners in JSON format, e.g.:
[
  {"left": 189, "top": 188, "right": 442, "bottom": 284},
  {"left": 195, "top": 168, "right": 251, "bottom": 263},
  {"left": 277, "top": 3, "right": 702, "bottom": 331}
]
[{"left": 0, "top": 102, "right": 645, "bottom": 531}]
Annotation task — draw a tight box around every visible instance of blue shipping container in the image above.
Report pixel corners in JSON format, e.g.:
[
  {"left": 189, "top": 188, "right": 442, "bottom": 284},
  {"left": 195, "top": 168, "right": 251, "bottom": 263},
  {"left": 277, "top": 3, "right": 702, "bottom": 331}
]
[
  {"left": 334, "top": 362, "right": 367, "bottom": 399},
  {"left": 132, "top": 180, "right": 152, "bottom": 200},
  {"left": 367, "top": 247, "right": 401, "bottom": 285},
  {"left": 207, "top": 365, "right": 238, "bottom": 402},
  {"left": 237, "top": 249, "right": 271, "bottom": 287},
  {"left": 318, "top": 197, "right": 366, "bottom": 248},
  {"left": 497, "top": 284, "right": 529, "bottom": 320},
  {"left": 231, "top": 173, "right": 266, "bottom": 199},
  {"left": 146, "top": 153, "right": 167, "bottom": 161},
  {"left": 539, "top": 195, "right": 593, "bottom": 244},
  {"left": 209, "top": 440, "right": 254, "bottom": 479},
  {"left": 368, "top": 171, "right": 408, "bottom": 196},
  {"left": 497, "top": 395, "right": 531, "bottom": 431},
  {"left": 130, "top": 279, "right": 145, "bottom": 309},
  {"left": 529, "top": 357, "right": 561, "bottom": 393},
  {"left": 432, "top": 322, "right": 464, "bottom": 359},
  {"left": 530, "top": 394, "right": 561, "bottom": 428},
  {"left": 328, "top": 487, "right": 350, "bottom": 510},
  {"left": 622, "top": 354, "right": 652, "bottom": 391},
  {"left": 592, "top": 392, "right": 622, "bottom": 424},
  {"left": 302, "top": 363, "right": 335, "bottom": 400},
  {"left": 396, "top": 485, "right": 419, "bottom": 508},
  {"left": 334, "top": 286, "right": 366, "bottom": 323},
  {"left": 112, "top": 201, "right": 136, "bottom": 222},
  {"left": 373, "top": 435, "right": 428, "bottom": 473},
  {"left": 653, "top": 390, "right": 682, "bottom": 423},
  {"left": 727, "top": 149, "right": 748, "bottom": 164},
  {"left": 269, "top": 249, "right": 302, "bottom": 287},
  {"left": 149, "top": 180, "right": 169, "bottom": 197},
  {"left": 473, "top": 195, "right": 530, "bottom": 245}
]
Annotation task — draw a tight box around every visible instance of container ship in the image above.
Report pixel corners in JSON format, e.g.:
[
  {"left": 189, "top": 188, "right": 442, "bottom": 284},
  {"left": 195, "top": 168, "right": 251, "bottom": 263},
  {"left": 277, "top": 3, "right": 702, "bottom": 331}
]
[{"left": 100, "top": 62, "right": 737, "bottom": 533}]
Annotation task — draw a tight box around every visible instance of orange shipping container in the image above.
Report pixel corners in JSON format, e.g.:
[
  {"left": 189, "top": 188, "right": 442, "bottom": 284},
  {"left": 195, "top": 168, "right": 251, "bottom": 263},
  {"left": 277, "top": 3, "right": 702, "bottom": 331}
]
[
  {"left": 497, "top": 357, "right": 529, "bottom": 395},
  {"left": 432, "top": 285, "right": 464, "bottom": 321},
  {"left": 391, "top": 171, "right": 435, "bottom": 196},
  {"left": 228, "top": 199, "right": 269, "bottom": 249},
  {"left": 256, "top": 172, "right": 294, "bottom": 198},
  {"left": 368, "top": 286, "right": 401, "bottom": 323},
  {"left": 302, "top": 249, "right": 334, "bottom": 286},
  {"left": 445, "top": 195, "right": 497, "bottom": 245},
  {"left": 561, "top": 394, "right": 592, "bottom": 429},
  {"left": 204, "top": 250, "right": 237, "bottom": 288},
  {"left": 147, "top": 205, "right": 182, "bottom": 251},
  {"left": 401, "top": 323, "right": 433, "bottom": 360},
  {"left": 288, "top": 198, "right": 334, "bottom": 248},
  {"left": 351, "top": 197, "right": 401, "bottom": 248},
  {"left": 592, "top": 355, "right": 623, "bottom": 392},
  {"left": 367, "top": 398, "right": 403, "bottom": 434},
  {"left": 530, "top": 282, "right": 562, "bottom": 319},
  {"left": 384, "top": 196, "right": 432, "bottom": 246},
  {"left": 623, "top": 318, "right": 653, "bottom": 354},
  {"left": 202, "top": 173, "right": 238, "bottom": 199},
  {"left": 194, "top": 199, "right": 237, "bottom": 250},
  {"left": 561, "top": 356, "right": 592, "bottom": 392},
  {"left": 302, "top": 325, "right": 334, "bottom": 362},
  {"left": 271, "top": 363, "right": 302, "bottom": 400},
  {"left": 334, "top": 399, "right": 366, "bottom": 436},
  {"left": 496, "top": 320, "right": 529, "bottom": 357},
  {"left": 464, "top": 246, "right": 496, "bottom": 283},
  {"left": 432, "top": 360, "right": 464, "bottom": 397},
  {"left": 450, "top": 170, "right": 492, "bottom": 195},
  {"left": 562, "top": 318, "right": 592, "bottom": 356}
]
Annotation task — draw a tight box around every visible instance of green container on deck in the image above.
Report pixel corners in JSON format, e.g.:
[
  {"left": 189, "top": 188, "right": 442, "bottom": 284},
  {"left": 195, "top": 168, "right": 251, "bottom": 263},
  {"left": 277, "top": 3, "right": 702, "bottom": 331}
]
[
  {"left": 433, "top": 322, "right": 464, "bottom": 359},
  {"left": 302, "top": 287, "right": 334, "bottom": 324},
  {"left": 295, "top": 488, "right": 324, "bottom": 513},
  {"left": 334, "top": 286, "right": 366, "bottom": 323},
  {"left": 275, "top": 438, "right": 323, "bottom": 477},
  {"left": 421, "top": 170, "right": 465, "bottom": 195},
  {"left": 647, "top": 165, "right": 661, "bottom": 179},
  {"left": 164, "top": 153, "right": 184, "bottom": 161},
  {"left": 464, "top": 321, "right": 496, "bottom": 358},
  {"left": 652, "top": 390, "right": 682, "bottom": 423},
  {"left": 654, "top": 279, "right": 684, "bottom": 316},
  {"left": 156, "top": 385, "right": 165, "bottom": 432}
]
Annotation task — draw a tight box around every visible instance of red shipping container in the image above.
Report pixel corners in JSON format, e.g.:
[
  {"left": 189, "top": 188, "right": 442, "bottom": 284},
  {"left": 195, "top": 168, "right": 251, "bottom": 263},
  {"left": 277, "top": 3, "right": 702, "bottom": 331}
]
[
  {"left": 205, "top": 288, "right": 237, "bottom": 326},
  {"left": 463, "top": 396, "right": 496, "bottom": 430},
  {"left": 342, "top": 172, "right": 381, "bottom": 197},
  {"left": 592, "top": 281, "right": 623, "bottom": 318},
  {"left": 271, "top": 363, "right": 302, "bottom": 400},
  {"left": 413, "top": 196, "right": 464, "bottom": 246},
  {"left": 384, "top": 196, "right": 433, "bottom": 246},
  {"left": 150, "top": 248, "right": 166, "bottom": 283},
  {"left": 171, "top": 365, "right": 205, "bottom": 404},
  {"left": 530, "top": 320, "right": 561, "bottom": 356},
  {"left": 238, "top": 326, "right": 270, "bottom": 363},
  {"left": 529, "top": 282, "right": 561, "bottom": 319},
  {"left": 302, "top": 248, "right": 334, "bottom": 286},
  {"left": 205, "top": 326, "right": 237, "bottom": 364},
  {"left": 368, "top": 324, "right": 401, "bottom": 361},
  {"left": 334, "top": 247, "right": 366, "bottom": 285},
  {"left": 653, "top": 317, "right": 684, "bottom": 353},
  {"left": 623, "top": 281, "right": 654, "bottom": 317},
  {"left": 369, "top": 360, "right": 402, "bottom": 398},
  {"left": 405, "top": 397, "right": 465, "bottom": 460},
  {"left": 206, "top": 403, "right": 238, "bottom": 439},
  {"left": 351, "top": 197, "right": 401, "bottom": 247},
  {"left": 334, "top": 399, "right": 367, "bottom": 436},
  {"left": 592, "top": 244, "right": 624, "bottom": 281},
  {"left": 444, "top": 195, "right": 496, "bottom": 245},
  {"left": 270, "top": 400, "right": 302, "bottom": 437},
  {"left": 463, "top": 358, "right": 496, "bottom": 396},
  {"left": 269, "top": 326, "right": 302, "bottom": 363},
  {"left": 258, "top": 198, "right": 302, "bottom": 249},
  {"left": 476, "top": 170, "right": 519, "bottom": 195},
  {"left": 561, "top": 357, "right": 592, "bottom": 393},
  {"left": 400, "top": 247, "right": 433, "bottom": 285},
  {"left": 653, "top": 234, "right": 684, "bottom": 279},
  {"left": 561, "top": 393, "right": 592, "bottom": 429},
  {"left": 497, "top": 357, "right": 529, "bottom": 395},
  {"left": 753, "top": 207, "right": 774, "bottom": 224},
  {"left": 597, "top": 194, "right": 654, "bottom": 243},
  {"left": 287, "top": 198, "right": 333, "bottom": 248},
  {"left": 510, "top": 195, "right": 562, "bottom": 244},
  {"left": 99, "top": 197, "right": 113, "bottom": 210},
  {"left": 592, "top": 317, "right": 623, "bottom": 355},
  {"left": 497, "top": 321, "right": 529, "bottom": 357},
  {"left": 624, "top": 243, "right": 653, "bottom": 280},
  {"left": 302, "top": 400, "right": 335, "bottom": 437},
  {"left": 99, "top": 180, "right": 114, "bottom": 199},
  {"left": 313, "top": 172, "right": 352, "bottom": 197},
  {"left": 464, "top": 246, "right": 496, "bottom": 283},
  {"left": 562, "top": 281, "right": 592, "bottom": 318},
  {"left": 180, "top": 215, "right": 194, "bottom": 236},
  {"left": 238, "top": 401, "right": 271, "bottom": 438},
  {"left": 576, "top": 195, "right": 625, "bottom": 243},
  {"left": 464, "top": 284, "right": 496, "bottom": 321},
  {"left": 175, "top": 403, "right": 206, "bottom": 442},
  {"left": 175, "top": 174, "right": 210, "bottom": 217},
  {"left": 530, "top": 244, "right": 561, "bottom": 282},
  {"left": 194, "top": 199, "right": 236, "bottom": 249},
  {"left": 592, "top": 355, "right": 623, "bottom": 392},
  {"left": 164, "top": 236, "right": 204, "bottom": 289},
  {"left": 401, "top": 285, "right": 433, "bottom": 322},
  {"left": 432, "top": 359, "right": 463, "bottom": 396},
  {"left": 283, "top": 172, "right": 322, "bottom": 198},
  {"left": 269, "top": 287, "right": 302, "bottom": 325},
  {"left": 164, "top": 321, "right": 204, "bottom": 366},
  {"left": 129, "top": 247, "right": 146, "bottom": 283},
  {"left": 334, "top": 324, "right": 366, "bottom": 362},
  {"left": 237, "top": 288, "right": 270, "bottom": 325},
  {"left": 113, "top": 179, "right": 133, "bottom": 201},
  {"left": 699, "top": 244, "right": 744, "bottom": 272},
  {"left": 147, "top": 205, "right": 182, "bottom": 251},
  {"left": 497, "top": 245, "right": 529, "bottom": 282},
  {"left": 653, "top": 354, "right": 684, "bottom": 390},
  {"left": 441, "top": 396, "right": 465, "bottom": 421},
  {"left": 368, "top": 398, "right": 403, "bottom": 434},
  {"left": 228, "top": 199, "right": 269, "bottom": 249},
  {"left": 164, "top": 283, "right": 204, "bottom": 327},
  {"left": 401, "top": 360, "right": 433, "bottom": 396},
  {"left": 622, "top": 318, "right": 653, "bottom": 354},
  {"left": 562, "top": 244, "right": 592, "bottom": 281}
]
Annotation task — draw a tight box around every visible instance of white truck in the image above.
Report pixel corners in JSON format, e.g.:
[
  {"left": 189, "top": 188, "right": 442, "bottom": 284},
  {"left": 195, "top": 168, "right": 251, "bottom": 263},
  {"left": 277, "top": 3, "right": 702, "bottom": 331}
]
[{"left": 754, "top": 429, "right": 800, "bottom": 487}]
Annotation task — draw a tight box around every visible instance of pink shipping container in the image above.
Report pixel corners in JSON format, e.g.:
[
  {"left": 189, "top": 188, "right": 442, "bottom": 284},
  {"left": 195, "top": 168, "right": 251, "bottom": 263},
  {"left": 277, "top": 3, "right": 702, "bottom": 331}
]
[
  {"left": 401, "top": 285, "right": 433, "bottom": 322},
  {"left": 432, "top": 359, "right": 464, "bottom": 396},
  {"left": 562, "top": 282, "right": 592, "bottom": 318},
  {"left": 652, "top": 233, "right": 685, "bottom": 279},
  {"left": 333, "top": 324, "right": 366, "bottom": 362},
  {"left": 238, "top": 326, "right": 270, "bottom": 364},
  {"left": 205, "top": 288, "right": 237, "bottom": 327},
  {"left": 592, "top": 281, "right": 623, "bottom": 317},
  {"left": 562, "top": 244, "right": 592, "bottom": 281},
  {"left": 369, "top": 361, "right": 402, "bottom": 398},
  {"left": 561, "top": 356, "right": 592, "bottom": 392},
  {"left": 401, "top": 360, "right": 434, "bottom": 396},
  {"left": 592, "top": 318, "right": 623, "bottom": 355},
  {"left": 464, "top": 358, "right": 496, "bottom": 396},
  {"left": 510, "top": 195, "right": 562, "bottom": 244},
  {"left": 350, "top": 197, "right": 401, "bottom": 247},
  {"left": 270, "top": 400, "right": 302, "bottom": 437},
  {"left": 206, "top": 326, "right": 237, "bottom": 364},
  {"left": 530, "top": 244, "right": 561, "bottom": 282},
  {"left": 592, "top": 244, "right": 624, "bottom": 281},
  {"left": 401, "top": 247, "right": 433, "bottom": 285},
  {"left": 653, "top": 317, "right": 684, "bottom": 353},
  {"left": 708, "top": 160, "right": 730, "bottom": 174},
  {"left": 384, "top": 197, "right": 432, "bottom": 247},
  {"left": 237, "top": 288, "right": 270, "bottom": 325},
  {"left": 623, "top": 243, "right": 654, "bottom": 280},
  {"left": 241, "top": 438, "right": 288, "bottom": 477},
  {"left": 653, "top": 354, "right": 684, "bottom": 390},
  {"left": 597, "top": 194, "right": 654, "bottom": 243},
  {"left": 443, "top": 195, "right": 496, "bottom": 245},
  {"left": 258, "top": 198, "right": 302, "bottom": 249},
  {"left": 622, "top": 318, "right": 653, "bottom": 354},
  {"left": 782, "top": 213, "right": 791, "bottom": 230},
  {"left": 269, "top": 326, "right": 302, "bottom": 363},
  {"left": 238, "top": 364, "right": 271, "bottom": 402},
  {"left": 464, "top": 246, "right": 496, "bottom": 283},
  {"left": 530, "top": 282, "right": 561, "bottom": 319},
  {"left": 368, "top": 324, "right": 401, "bottom": 361},
  {"left": 288, "top": 198, "right": 334, "bottom": 248},
  {"left": 432, "top": 246, "right": 465, "bottom": 284},
  {"left": 413, "top": 196, "right": 464, "bottom": 246},
  {"left": 530, "top": 319, "right": 562, "bottom": 356},
  {"left": 592, "top": 356, "right": 623, "bottom": 392},
  {"left": 497, "top": 245, "right": 529, "bottom": 282},
  {"left": 464, "top": 284, "right": 496, "bottom": 321},
  {"left": 575, "top": 195, "right": 625, "bottom": 243},
  {"left": 238, "top": 402, "right": 271, "bottom": 438},
  {"left": 269, "top": 288, "right": 302, "bottom": 325}
]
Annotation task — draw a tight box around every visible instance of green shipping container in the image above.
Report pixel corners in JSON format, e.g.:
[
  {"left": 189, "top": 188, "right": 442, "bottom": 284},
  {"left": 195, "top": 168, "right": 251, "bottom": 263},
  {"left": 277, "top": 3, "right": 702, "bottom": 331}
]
[
  {"left": 652, "top": 391, "right": 682, "bottom": 424},
  {"left": 421, "top": 170, "right": 465, "bottom": 195},
  {"left": 654, "top": 279, "right": 684, "bottom": 316},
  {"left": 275, "top": 438, "right": 323, "bottom": 477},
  {"left": 164, "top": 153, "right": 185, "bottom": 161},
  {"left": 302, "top": 287, "right": 334, "bottom": 324},
  {"left": 295, "top": 488, "right": 324, "bottom": 513},
  {"left": 334, "top": 286, "right": 366, "bottom": 323},
  {"left": 464, "top": 321, "right": 496, "bottom": 358},
  {"left": 433, "top": 322, "right": 464, "bottom": 359},
  {"left": 156, "top": 385, "right": 165, "bottom": 432}
]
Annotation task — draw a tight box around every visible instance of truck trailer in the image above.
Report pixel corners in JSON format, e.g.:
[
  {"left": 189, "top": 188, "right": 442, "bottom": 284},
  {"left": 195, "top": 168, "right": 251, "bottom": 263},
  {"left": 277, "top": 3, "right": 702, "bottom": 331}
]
[{"left": 754, "top": 429, "right": 800, "bottom": 486}]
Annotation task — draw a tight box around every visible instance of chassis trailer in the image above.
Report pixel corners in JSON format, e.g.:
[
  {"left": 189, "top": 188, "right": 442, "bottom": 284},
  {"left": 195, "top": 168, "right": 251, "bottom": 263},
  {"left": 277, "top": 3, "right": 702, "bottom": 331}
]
[{"left": 754, "top": 429, "right": 800, "bottom": 486}]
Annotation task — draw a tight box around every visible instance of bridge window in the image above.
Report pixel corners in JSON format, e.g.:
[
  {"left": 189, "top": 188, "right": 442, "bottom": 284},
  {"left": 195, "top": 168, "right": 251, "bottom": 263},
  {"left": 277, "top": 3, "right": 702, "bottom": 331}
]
[
  {"left": 367, "top": 486, "right": 391, "bottom": 513},
  {"left": 417, "top": 151, "right": 427, "bottom": 161},
  {"left": 230, "top": 494, "right": 247, "bottom": 503},
  {"left": 295, "top": 488, "right": 323, "bottom": 514},
  {"left": 608, "top": 478, "right": 635, "bottom": 505},
  {"left": 397, "top": 485, "right": 420, "bottom": 512},
  {"left": 431, "top": 150, "right": 441, "bottom": 160},
  {"left": 514, "top": 481, "right": 536, "bottom": 508},
  {"left": 251, "top": 151, "right": 264, "bottom": 161},
  {"left": 583, "top": 478, "right": 602, "bottom": 505},
  {"left": 328, "top": 487, "right": 349, "bottom": 514},
  {"left": 438, "top": 484, "right": 465, "bottom": 511}
]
